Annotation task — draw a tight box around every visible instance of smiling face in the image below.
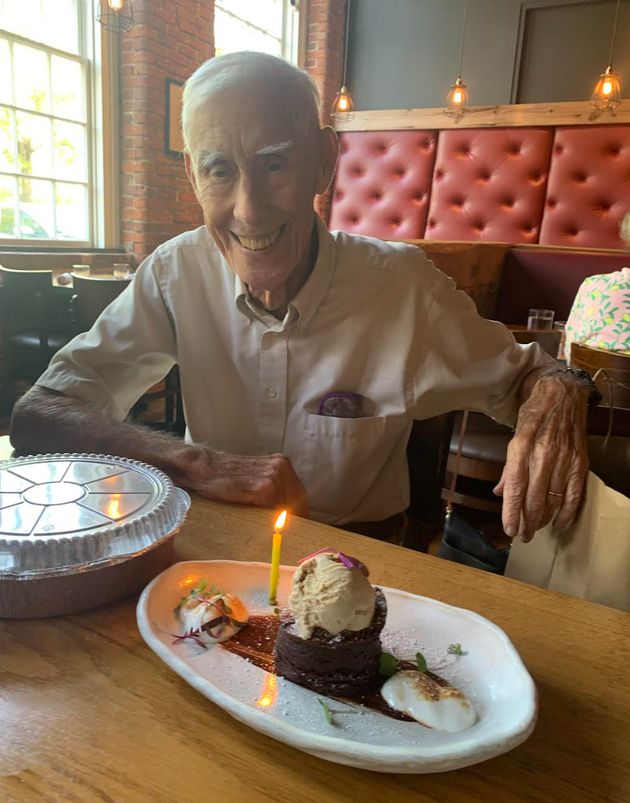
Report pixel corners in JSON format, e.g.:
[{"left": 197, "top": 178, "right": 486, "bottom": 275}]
[{"left": 185, "top": 79, "right": 337, "bottom": 310}]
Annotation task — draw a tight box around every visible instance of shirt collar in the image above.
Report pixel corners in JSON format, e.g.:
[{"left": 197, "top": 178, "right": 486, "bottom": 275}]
[{"left": 232, "top": 216, "right": 336, "bottom": 331}]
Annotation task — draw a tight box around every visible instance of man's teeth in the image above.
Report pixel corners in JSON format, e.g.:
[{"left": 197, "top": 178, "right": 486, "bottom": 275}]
[{"left": 237, "top": 228, "right": 282, "bottom": 251}]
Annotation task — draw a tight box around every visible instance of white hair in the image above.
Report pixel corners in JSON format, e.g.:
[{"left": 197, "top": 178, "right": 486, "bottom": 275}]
[{"left": 182, "top": 51, "right": 321, "bottom": 153}]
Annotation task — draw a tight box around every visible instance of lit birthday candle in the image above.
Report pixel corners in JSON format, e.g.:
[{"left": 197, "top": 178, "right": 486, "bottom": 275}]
[{"left": 268, "top": 510, "right": 288, "bottom": 605}]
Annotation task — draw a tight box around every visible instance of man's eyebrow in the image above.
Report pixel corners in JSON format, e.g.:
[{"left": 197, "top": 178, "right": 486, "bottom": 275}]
[
  {"left": 196, "top": 150, "right": 230, "bottom": 171},
  {"left": 255, "top": 140, "right": 294, "bottom": 157}
]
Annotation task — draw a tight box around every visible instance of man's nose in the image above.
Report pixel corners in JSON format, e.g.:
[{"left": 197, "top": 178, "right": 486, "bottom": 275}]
[{"left": 233, "top": 173, "right": 265, "bottom": 225}]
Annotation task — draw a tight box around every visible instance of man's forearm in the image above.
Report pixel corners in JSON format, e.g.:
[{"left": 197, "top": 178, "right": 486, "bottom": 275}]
[
  {"left": 10, "top": 386, "right": 309, "bottom": 514},
  {"left": 10, "top": 386, "right": 195, "bottom": 484}
]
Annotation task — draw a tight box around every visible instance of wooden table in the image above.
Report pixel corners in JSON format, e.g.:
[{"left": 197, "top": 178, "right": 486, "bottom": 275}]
[{"left": 1, "top": 487, "right": 629, "bottom": 802}]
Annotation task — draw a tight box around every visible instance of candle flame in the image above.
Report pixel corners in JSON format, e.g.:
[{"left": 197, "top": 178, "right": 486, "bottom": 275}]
[{"left": 274, "top": 510, "right": 288, "bottom": 530}]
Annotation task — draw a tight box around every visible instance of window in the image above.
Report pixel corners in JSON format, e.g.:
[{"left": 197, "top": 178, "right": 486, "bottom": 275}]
[
  {"left": 214, "top": 0, "right": 300, "bottom": 64},
  {"left": 0, "top": 0, "right": 110, "bottom": 246}
]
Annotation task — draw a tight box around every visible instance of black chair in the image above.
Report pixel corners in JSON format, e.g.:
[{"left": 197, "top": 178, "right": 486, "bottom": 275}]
[
  {"left": 0, "top": 266, "right": 75, "bottom": 412},
  {"left": 70, "top": 273, "right": 184, "bottom": 434}
]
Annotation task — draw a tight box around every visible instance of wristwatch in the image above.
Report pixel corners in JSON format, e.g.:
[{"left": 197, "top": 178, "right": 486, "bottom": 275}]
[{"left": 547, "top": 367, "right": 603, "bottom": 409}]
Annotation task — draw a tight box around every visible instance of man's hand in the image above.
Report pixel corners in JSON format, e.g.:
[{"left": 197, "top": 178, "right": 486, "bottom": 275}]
[
  {"left": 493, "top": 374, "right": 590, "bottom": 542},
  {"left": 172, "top": 447, "right": 309, "bottom": 517}
]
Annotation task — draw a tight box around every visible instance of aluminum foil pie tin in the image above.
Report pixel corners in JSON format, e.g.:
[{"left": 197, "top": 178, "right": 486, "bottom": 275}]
[{"left": 0, "top": 453, "right": 190, "bottom": 618}]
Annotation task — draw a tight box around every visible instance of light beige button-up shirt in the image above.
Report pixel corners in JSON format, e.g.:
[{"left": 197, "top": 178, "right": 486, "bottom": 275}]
[{"left": 37, "top": 219, "right": 548, "bottom": 524}]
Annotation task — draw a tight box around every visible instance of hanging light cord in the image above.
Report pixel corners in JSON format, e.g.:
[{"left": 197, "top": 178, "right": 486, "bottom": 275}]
[
  {"left": 456, "top": 0, "right": 470, "bottom": 79},
  {"left": 342, "top": 0, "right": 351, "bottom": 86},
  {"left": 608, "top": 0, "right": 622, "bottom": 66}
]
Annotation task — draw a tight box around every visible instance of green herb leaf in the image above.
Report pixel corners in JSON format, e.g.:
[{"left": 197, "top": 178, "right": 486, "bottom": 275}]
[
  {"left": 379, "top": 652, "right": 397, "bottom": 677},
  {"left": 317, "top": 698, "right": 334, "bottom": 725},
  {"left": 415, "top": 652, "right": 428, "bottom": 673},
  {"left": 447, "top": 643, "right": 467, "bottom": 656}
]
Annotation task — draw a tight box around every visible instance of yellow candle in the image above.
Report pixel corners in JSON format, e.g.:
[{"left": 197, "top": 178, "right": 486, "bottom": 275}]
[{"left": 268, "top": 510, "right": 287, "bottom": 605}]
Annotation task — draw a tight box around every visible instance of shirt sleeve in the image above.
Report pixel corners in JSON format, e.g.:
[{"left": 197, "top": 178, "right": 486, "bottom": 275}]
[
  {"left": 36, "top": 252, "right": 177, "bottom": 421},
  {"left": 412, "top": 261, "right": 554, "bottom": 427}
]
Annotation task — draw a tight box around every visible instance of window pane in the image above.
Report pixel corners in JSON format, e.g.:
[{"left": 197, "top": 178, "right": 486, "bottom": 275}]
[
  {"left": 0, "top": 0, "right": 79, "bottom": 54},
  {"left": 18, "top": 175, "right": 53, "bottom": 238},
  {"left": 53, "top": 120, "right": 86, "bottom": 181},
  {"left": 51, "top": 55, "right": 84, "bottom": 121},
  {"left": 0, "top": 106, "right": 16, "bottom": 171},
  {"left": 0, "top": 174, "right": 18, "bottom": 238},
  {"left": 55, "top": 181, "right": 87, "bottom": 240},
  {"left": 217, "top": 0, "right": 284, "bottom": 38},
  {"left": 16, "top": 111, "right": 52, "bottom": 177},
  {"left": 0, "top": 39, "right": 12, "bottom": 105},
  {"left": 215, "top": 9, "right": 282, "bottom": 57},
  {"left": 14, "top": 44, "right": 50, "bottom": 113}
]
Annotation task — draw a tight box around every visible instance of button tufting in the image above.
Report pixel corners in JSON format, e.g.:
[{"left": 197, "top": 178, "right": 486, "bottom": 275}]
[
  {"left": 503, "top": 199, "right": 514, "bottom": 208},
  {"left": 352, "top": 167, "right": 364, "bottom": 177},
  {"left": 371, "top": 192, "right": 382, "bottom": 202},
  {"left": 555, "top": 145, "right": 563, "bottom": 155},
  {"left": 573, "top": 173, "right": 587, "bottom": 183},
  {"left": 391, "top": 218, "right": 402, "bottom": 227},
  {"left": 394, "top": 167, "right": 406, "bottom": 178},
  {"left": 568, "top": 227, "right": 579, "bottom": 237},
  {"left": 435, "top": 169, "right": 444, "bottom": 180}
]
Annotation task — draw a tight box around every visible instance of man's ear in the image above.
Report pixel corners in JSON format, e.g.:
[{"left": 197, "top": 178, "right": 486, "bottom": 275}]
[{"left": 315, "top": 126, "right": 340, "bottom": 195}]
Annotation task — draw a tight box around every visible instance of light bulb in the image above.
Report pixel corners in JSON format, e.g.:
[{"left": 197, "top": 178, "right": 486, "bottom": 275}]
[
  {"left": 591, "top": 65, "right": 621, "bottom": 110},
  {"left": 331, "top": 85, "right": 354, "bottom": 115},
  {"left": 446, "top": 77, "right": 469, "bottom": 111},
  {"left": 108, "top": 0, "right": 124, "bottom": 10}
]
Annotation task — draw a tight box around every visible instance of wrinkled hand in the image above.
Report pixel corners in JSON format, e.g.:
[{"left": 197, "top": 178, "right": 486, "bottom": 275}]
[
  {"left": 493, "top": 375, "right": 589, "bottom": 542},
  {"left": 174, "top": 447, "right": 309, "bottom": 517}
]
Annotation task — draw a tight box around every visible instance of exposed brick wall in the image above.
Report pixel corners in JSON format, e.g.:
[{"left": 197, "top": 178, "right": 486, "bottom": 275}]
[
  {"left": 119, "top": 0, "right": 214, "bottom": 262},
  {"left": 302, "top": 0, "right": 347, "bottom": 222}
]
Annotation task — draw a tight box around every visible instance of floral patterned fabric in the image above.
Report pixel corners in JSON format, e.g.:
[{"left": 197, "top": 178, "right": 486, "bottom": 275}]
[{"left": 564, "top": 268, "right": 630, "bottom": 358}]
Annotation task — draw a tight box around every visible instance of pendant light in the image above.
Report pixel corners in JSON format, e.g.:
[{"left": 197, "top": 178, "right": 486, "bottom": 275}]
[
  {"left": 592, "top": 0, "right": 622, "bottom": 110},
  {"left": 446, "top": 0, "right": 470, "bottom": 113},
  {"left": 97, "top": 0, "right": 135, "bottom": 33},
  {"left": 332, "top": 0, "right": 354, "bottom": 116}
]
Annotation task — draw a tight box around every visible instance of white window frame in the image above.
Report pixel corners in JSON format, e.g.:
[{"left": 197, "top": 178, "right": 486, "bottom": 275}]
[
  {"left": 0, "top": 0, "right": 119, "bottom": 249},
  {"left": 214, "top": 0, "right": 300, "bottom": 64}
]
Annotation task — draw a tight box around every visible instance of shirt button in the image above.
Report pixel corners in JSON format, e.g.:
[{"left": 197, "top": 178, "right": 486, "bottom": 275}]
[{"left": 267, "top": 387, "right": 278, "bottom": 399}]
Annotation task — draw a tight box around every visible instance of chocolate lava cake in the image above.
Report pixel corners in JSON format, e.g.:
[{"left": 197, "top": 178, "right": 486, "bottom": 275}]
[{"left": 274, "top": 588, "right": 387, "bottom": 696}]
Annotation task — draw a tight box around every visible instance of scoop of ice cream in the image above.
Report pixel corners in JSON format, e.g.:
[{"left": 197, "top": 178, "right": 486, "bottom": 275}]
[
  {"left": 288, "top": 550, "right": 376, "bottom": 639},
  {"left": 381, "top": 670, "right": 476, "bottom": 732}
]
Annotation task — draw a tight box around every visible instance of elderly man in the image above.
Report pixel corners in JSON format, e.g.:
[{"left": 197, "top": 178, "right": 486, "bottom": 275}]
[{"left": 11, "top": 52, "right": 596, "bottom": 543}]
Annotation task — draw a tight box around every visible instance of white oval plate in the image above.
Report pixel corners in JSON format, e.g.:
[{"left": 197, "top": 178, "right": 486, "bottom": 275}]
[{"left": 136, "top": 560, "right": 537, "bottom": 773}]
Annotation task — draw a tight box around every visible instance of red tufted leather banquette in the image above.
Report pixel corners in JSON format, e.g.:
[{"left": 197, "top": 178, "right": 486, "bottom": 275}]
[
  {"left": 329, "top": 131, "right": 437, "bottom": 239},
  {"left": 539, "top": 125, "right": 630, "bottom": 248},
  {"left": 330, "top": 124, "right": 630, "bottom": 249},
  {"left": 425, "top": 128, "right": 553, "bottom": 243}
]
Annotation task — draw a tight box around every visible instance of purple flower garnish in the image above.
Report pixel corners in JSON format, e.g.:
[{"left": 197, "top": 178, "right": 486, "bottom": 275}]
[
  {"left": 337, "top": 551, "right": 369, "bottom": 576},
  {"left": 298, "top": 547, "right": 336, "bottom": 564}
]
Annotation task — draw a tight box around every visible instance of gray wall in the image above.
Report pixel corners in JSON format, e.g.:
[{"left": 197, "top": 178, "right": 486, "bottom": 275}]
[{"left": 347, "top": 0, "right": 630, "bottom": 109}]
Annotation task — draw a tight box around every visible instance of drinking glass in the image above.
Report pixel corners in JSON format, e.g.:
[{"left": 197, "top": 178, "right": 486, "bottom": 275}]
[
  {"left": 113, "top": 263, "right": 132, "bottom": 280},
  {"left": 527, "top": 308, "right": 554, "bottom": 331},
  {"left": 71, "top": 263, "right": 90, "bottom": 277}
]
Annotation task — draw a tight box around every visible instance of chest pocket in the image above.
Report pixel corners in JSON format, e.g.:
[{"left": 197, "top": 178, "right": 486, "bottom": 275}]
[{"left": 297, "top": 412, "right": 409, "bottom": 520}]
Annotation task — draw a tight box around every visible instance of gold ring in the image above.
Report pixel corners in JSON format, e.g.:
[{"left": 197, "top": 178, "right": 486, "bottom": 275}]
[{"left": 547, "top": 491, "right": 564, "bottom": 497}]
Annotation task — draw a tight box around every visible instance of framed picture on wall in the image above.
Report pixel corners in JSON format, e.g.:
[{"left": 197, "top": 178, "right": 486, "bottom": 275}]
[{"left": 165, "top": 78, "right": 185, "bottom": 158}]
